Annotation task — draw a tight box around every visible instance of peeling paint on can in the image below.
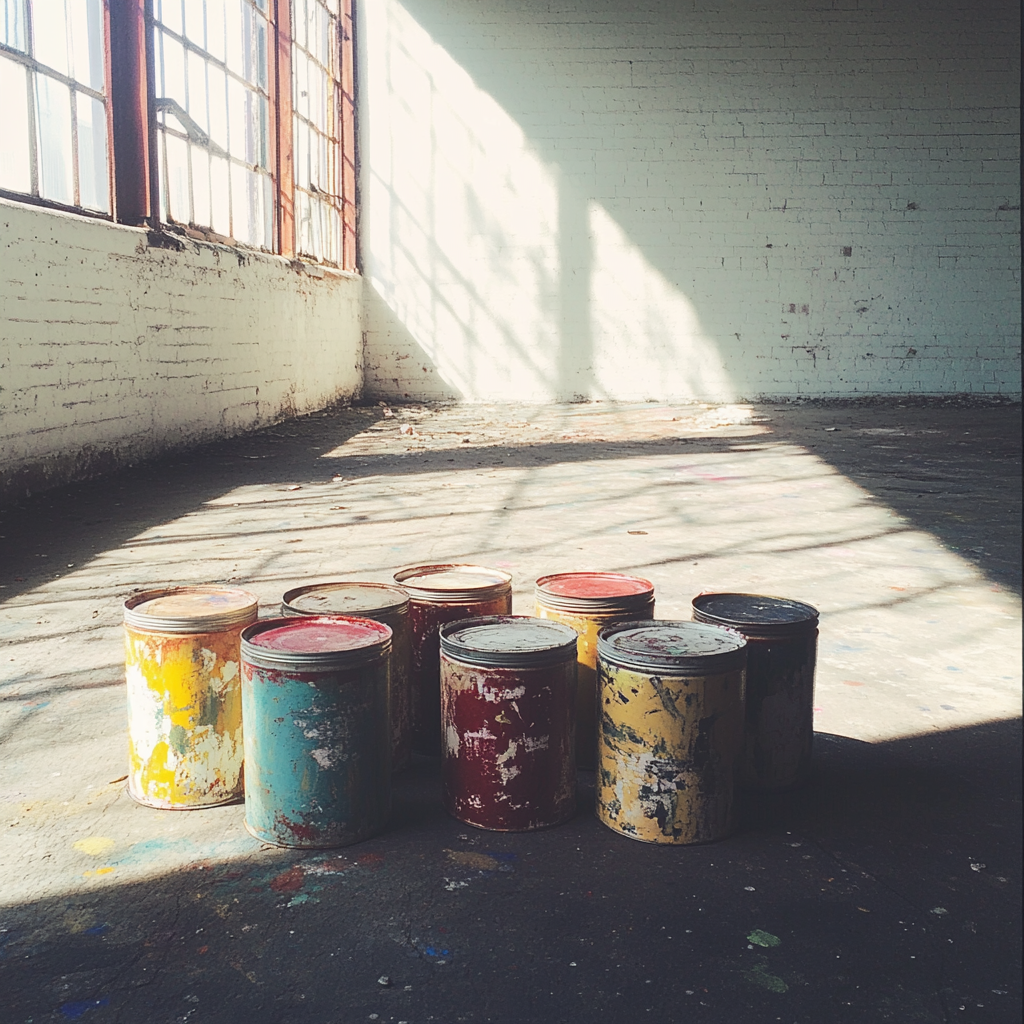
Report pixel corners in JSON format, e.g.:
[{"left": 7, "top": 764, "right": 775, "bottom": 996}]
[
  {"left": 240, "top": 616, "right": 392, "bottom": 848},
  {"left": 123, "top": 586, "right": 258, "bottom": 809},
  {"left": 596, "top": 620, "right": 746, "bottom": 844},
  {"left": 692, "top": 593, "right": 819, "bottom": 791},
  {"left": 534, "top": 572, "right": 655, "bottom": 769},
  {"left": 281, "top": 582, "right": 414, "bottom": 773},
  {"left": 393, "top": 564, "right": 512, "bottom": 755},
  {"left": 440, "top": 616, "right": 579, "bottom": 831}
]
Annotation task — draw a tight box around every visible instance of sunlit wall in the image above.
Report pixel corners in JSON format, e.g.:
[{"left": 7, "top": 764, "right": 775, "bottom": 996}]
[{"left": 359, "top": 0, "right": 1021, "bottom": 402}]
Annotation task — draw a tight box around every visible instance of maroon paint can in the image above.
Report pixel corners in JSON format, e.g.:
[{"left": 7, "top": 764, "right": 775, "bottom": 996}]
[
  {"left": 440, "top": 616, "right": 579, "bottom": 831},
  {"left": 692, "top": 593, "right": 819, "bottom": 791},
  {"left": 281, "top": 582, "right": 414, "bottom": 773},
  {"left": 393, "top": 564, "right": 512, "bottom": 755}
]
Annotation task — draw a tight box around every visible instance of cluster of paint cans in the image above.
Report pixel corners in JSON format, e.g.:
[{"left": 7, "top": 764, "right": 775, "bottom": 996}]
[{"left": 123, "top": 566, "right": 818, "bottom": 849}]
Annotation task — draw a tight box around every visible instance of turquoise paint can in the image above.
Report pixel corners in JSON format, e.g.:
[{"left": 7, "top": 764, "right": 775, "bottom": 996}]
[{"left": 240, "top": 616, "right": 392, "bottom": 848}]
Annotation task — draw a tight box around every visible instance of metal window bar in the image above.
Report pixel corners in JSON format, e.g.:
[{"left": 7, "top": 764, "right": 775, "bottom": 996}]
[
  {"left": 0, "top": 0, "right": 112, "bottom": 215},
  {"left": 149, "top": 0, "right": 276, "bottom": 249}
]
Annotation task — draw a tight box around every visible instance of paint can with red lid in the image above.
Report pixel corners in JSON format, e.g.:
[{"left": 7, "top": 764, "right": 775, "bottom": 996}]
[
  {"left": 692, "top": 592, "right": 819, "bottom": 791},
  {"left": 393, "top": 564, "right": 513, "bottom": 755},
  {"left": 240, "top": 615, "right": 392, "bottom": 848},
  {"left": 534, "top": 572, "right": 655, "bottom": 768},
  {"left": 124, "top": 586, "right": 258, "bottom": 809},
  {"left": 440, "top": 615, "right": 579, "bottom": 831},
  {"left": 281, "top": 582, "right": 414, "bottom": 773}
]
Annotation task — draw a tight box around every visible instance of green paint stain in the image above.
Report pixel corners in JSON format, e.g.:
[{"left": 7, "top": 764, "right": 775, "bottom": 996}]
[
  {"left": 744, "top": 965, "right": 788, "bottom": 993},
  {"left": 168, "top": 724, "right": 190, "bottom": 756},
  {"left": 748, "top": 929, "right": 781, "bottom": 948}
]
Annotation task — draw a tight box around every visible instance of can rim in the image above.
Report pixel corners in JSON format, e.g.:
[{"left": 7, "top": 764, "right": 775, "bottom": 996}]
[
  {"left": 281, "top": 581, "right": 409, "bottom": 620},
  {"left": 394, "top": 563, "right": 513, "bottom": 604},
  {"left": 241, "top": 616, "right": 392, "bottom": 670},
  {"left": 691, "top": 592, "right": 819, "bottom": 637},
  {"left": 440, "top": 615, "right": 580, "bottom": 668},
  {"left": 535, "top": 572, "right": 654, "bottom": 613},
  {"left": 124, "top": 586, "right": 258, "bottom": 634},
  {"left": 597, "top": 619, "right": 747, "bottom": 673}
]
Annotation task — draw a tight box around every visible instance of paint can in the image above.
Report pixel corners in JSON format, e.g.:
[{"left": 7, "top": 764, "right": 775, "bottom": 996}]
[
  {"left": 240, "top": 615, "right": 392, "bottom": 848},
  {"left": 692, "top": 593, "right": 819, "bottom": 791},
  {"left": 440, "top": 615, "right": 579, "bottom": 831},
  {"left": 393, "top": 564, "right": 513, "bottom": 755},
  {"left": 281, "top": 582, "right": 414, "bottom": 773},
  {"left": 123, "top": 586, "right": 258, "bottom": 809},
  {"left": 534, "top": 572, "right": 655, "bottom": 769},
  {"left": 596, "top": 620, "right": 747, "bottom": 845}
]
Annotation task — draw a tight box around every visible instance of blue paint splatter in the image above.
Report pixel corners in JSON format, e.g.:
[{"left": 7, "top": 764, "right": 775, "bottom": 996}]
[
  {"left": 83, "top": 924, "right": 108, "bottom": 936},
  {"left": 60, "top": 997, "right": 109, "bottom": 1019},
  {"left": 424, "top": 947, "right": 450, "bottom": 957}
]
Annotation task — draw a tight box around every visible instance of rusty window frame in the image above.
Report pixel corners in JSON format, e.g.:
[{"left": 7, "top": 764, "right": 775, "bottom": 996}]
[{"left": 0, "top": 0, "right": 116, "bottom": 218}]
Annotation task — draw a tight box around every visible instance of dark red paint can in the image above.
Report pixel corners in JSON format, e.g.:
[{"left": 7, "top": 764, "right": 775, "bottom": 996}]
[
  {"left": 692, "top": 593, "right": 819, "bottom": 791},
  {"left": 393, "top": 564, "right": 512, "bottom": 755},
  {"left": 440, "top": 616, "right": 579, "bottom": 831}
]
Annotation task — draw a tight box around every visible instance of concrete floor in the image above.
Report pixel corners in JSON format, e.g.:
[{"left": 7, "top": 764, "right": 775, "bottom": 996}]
[{"left": 0, "top": 399, "right": 1020, "bottom": 1024}]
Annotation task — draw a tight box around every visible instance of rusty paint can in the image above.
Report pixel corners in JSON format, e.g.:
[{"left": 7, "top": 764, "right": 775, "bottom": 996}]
[
  {"left": 440, "top": 615, "right": 579, "bottom": 831},
  {"left": 692, "top": 593, "right": 819, "bottom": 791},
  {"left": 393, "top": 564, "right": 513, "bottom": 755},
  {"left": 240, "top": 615, "right": 392, "bottom": 848},
  {"left": 596, "top": 620, "right": 747, "bottom": 845},
  {"left": 534, "top": 572, "right": 655, "bottom": 769},
  {"left": 123, "top": 586, "right": 258, "bottom": 809},
  {"left": 281, "top": 582, "right": 413, "bottom": 773}
]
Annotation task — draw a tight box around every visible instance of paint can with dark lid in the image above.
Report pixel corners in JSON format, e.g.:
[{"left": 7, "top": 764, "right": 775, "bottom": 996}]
[
  {"left": 534, "top": 572, "right": 655, "bottom": 769},
  {"left": 281, "top": 582, "right": 413, "bottom": 772},
  {"left": 440, "top": 615, "right": 579, "bottom": 831},
  {"left": 692, "top": 592, "right": 819, "bottom": 791},
  {"left": 596, "top": 620, "right": 747, "bottom": 844},
  {"left": 124, "top": 586, "right": 258, "bottom": 809},
  {"left": 393, "top": 564, "right": 513, "bottom": 755},
  {"left": 240, "top": 616, "right": 392, "bottom": 848}
]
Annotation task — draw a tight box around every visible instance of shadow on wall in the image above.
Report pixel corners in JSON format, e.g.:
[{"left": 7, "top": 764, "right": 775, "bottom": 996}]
[{"left": 359, "top": 0, "right": 1021, "bottom": 403}]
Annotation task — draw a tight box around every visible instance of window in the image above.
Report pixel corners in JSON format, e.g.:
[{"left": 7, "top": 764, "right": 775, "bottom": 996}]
[
  {"left": 0, "top": 0, "right": 112, "bottom": 214},
  {"left": 0, "top": 0, "right": 356, "bottom": 268}
]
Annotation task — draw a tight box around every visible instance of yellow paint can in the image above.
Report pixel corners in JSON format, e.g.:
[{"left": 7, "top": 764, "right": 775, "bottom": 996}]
[
  {"left": 535, "top": 573, "right": 655, "bottom": 769},
  {"left": 596, "top": 620, "right": 747, "bottom": 844},
  {"left": 123, "top": 586, "right": 258, "bottom": 809}
]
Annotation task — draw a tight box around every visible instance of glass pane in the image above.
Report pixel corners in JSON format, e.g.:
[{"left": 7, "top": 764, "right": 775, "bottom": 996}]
[
  {"left": 206, "top": 0, "right": 226, "bottom": 63},
  {"left": 208, "top": 64, "right": 227, "bottom": 150},
  {"left": 35, "top": 72, "right": 73, "bottom": 204},
  {"left": 2, "top": 0, "right": 27, "bottom": 51},
  {"left": 183, "top": 0, "right": 205, "bottom": 48},
  {"left": 160, "top": 31, "right": 186, "bottom": 104},
  {"left": 32, "top": 0, "right": 69, "bottom": 76},
  {"left": 254, "top": 15, "right": 266, "bottom": 89},
  {"left": 157, "top": 0, "right": 182, "bottom": 36},
  {"left": 69, "top": 0, "right": 104, "bottom": 91},
  {"left": 76, "top": 91, "right": 108, "bottom": 211},
  {"left": 226, "top": 75, "right": 246, "bottom": 160},
  {"left": 260, "top": 171, "right": 272, "bottom": 247},
  {"left": 186, "top": 50, "right": 209, "bottom": 134},
  {"left": 210, "top": 154, "right": 230, "bottom": 235},
  {"left": 191, "top": 144, "right": 211, "bottom": 227},
  {"left": 163, "top": 130, "right": 189, "bottom": 223},
  {"left": 224, "top": 0, "right": 243, "bottom": 75},
  {"left": 0, "top": 55, "right": 31, "bottom": 192},
  {"left": 292, "top": 0, "right": 305, "bottom": 50},
  {"left": 293, "top": 115, "right": 307, "bottom": 188},
  {"left": 230, "top": 159, "right": 249, "bottom": 242}
]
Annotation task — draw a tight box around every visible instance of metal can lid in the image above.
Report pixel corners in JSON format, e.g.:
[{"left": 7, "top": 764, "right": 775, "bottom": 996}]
[
  {"left": 598, "top": 620, "right": 747, "bottom": 673},
  {"left": 440, "top": 615, "right": 579, "bottom": 668},
  {"left": 394, "top": 563, "right": 512, "bottom": 603},
  {"left": 281, "top": 582, "right": 409, "bottom": 619},
  {"left": 691, "top": 593, "right": 819, "bottom": 637},
  {"left": 242, "top": 616, "right": 392, "bottom": 670},
  {"left": 124, "top": 586, "right": 258, "bottom": 634},
  {"left": 535, "top": 572, "right": 654, "bottom": 613}
]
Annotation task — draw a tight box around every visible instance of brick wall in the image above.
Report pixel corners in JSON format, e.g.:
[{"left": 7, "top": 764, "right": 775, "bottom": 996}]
[
  {"left": 359, "top": 0, "right": 1021, "bottom": 401},
  {"left": 0, "top": 200, "right": 362, "bottom": 501}
]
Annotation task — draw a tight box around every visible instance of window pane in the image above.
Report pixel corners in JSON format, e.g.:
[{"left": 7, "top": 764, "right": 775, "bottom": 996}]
[
  {"left": 210, "top": 154, "right": 230, "bottom": 236},
  {"left": 206, "top": 0, "right": 226, "bottom": 63},
  {"left": 208, "top": 64, "right": 228, "bottom": 151},
  {"left": 160, "top": 31, "right": 186, "bottom": 105},
  {"left": 68, "top": 0, "right": 104, "bottom": 91},
  {"left": 224, "top": 0, "right": 243, "bottom": 75},
  {"left": 35, "top": 73, "right": 73, "bottom": 204},
  {"left": 32, "top": 0, "right": 69, "bottom": 76},
  {"left": 186, "top": 49, "right": 209, "bottom": 134},
  {"left": 76, "top": 91, "right": 108, "bottom": 211},
  {"left": 230, "top": 159, "right": 249, "bottom": 241},
  {"left": 226, "top": 75, "right": 246, "bottom": 159},
  {"left": 164, "top": 130, "right": 189, "bottom": 223},
  {"left": 191, "top": 144, "right": 211, "bottom": 228},
  {"left": 158, "top": 0, "right": 182, "bottom": 37},
  {"left": 183, "top": 0, "right": 204, "bottom": 48},
  {"left": 2, "top": 0, "right": 27, "bottom": 51},
  {"left": 0, "top": 55, "right": 31, "bottom": 191}
]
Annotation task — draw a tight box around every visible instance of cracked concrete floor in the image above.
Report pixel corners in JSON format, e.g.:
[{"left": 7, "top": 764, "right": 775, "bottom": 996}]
[{"left": 0, "top": 399, "right": 1020, "bottom": 1023}]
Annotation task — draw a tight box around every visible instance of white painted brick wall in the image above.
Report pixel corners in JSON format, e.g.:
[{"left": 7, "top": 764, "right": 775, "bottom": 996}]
[
  {"left": 0, "top": 199, "right": 362, "bottom": 500},
  {"left": 360, "top": 0, "right": 1021, "bottom": 401}
]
